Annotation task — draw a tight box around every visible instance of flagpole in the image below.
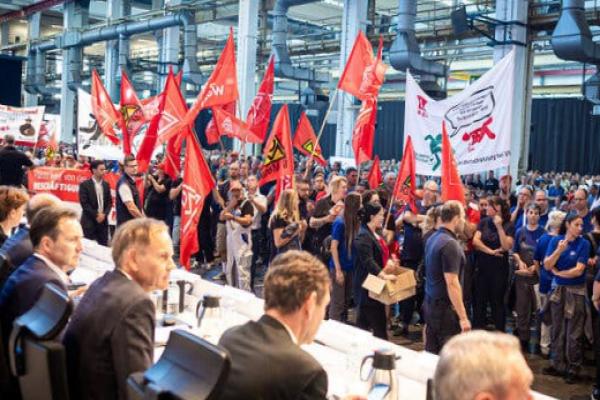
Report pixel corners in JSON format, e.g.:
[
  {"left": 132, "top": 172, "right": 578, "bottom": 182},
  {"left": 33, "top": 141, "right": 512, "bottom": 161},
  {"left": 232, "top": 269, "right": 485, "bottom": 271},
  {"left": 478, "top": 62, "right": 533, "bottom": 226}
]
[{"left": 306, "top": 87, "right": 338, "bottom": 169}]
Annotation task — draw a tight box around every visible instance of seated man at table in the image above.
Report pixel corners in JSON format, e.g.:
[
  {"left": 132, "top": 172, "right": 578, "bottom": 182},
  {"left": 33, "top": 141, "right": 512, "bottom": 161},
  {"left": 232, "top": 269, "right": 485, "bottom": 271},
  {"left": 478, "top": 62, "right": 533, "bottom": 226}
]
[
  {"left": 219, "top": 250, "right": 363, "bottom": 400},
  {"left": 0, "top": 206, "right": 82, "bottom": 343},
  {"left": 0, "top": 193, "right": 62, "bottom": 290},
  {"left": 433, "top": 330, "right": 534, "bottom": 400},
  {"left": 63, "top": 218, "right": 175, "bottom": 400}
]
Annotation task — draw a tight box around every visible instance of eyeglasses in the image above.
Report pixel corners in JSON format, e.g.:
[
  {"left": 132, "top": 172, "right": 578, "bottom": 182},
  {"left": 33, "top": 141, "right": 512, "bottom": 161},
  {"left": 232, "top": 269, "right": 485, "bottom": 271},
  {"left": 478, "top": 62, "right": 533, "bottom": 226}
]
[{"left": 126, "top": 164, "right": 138, "bottom": 168}]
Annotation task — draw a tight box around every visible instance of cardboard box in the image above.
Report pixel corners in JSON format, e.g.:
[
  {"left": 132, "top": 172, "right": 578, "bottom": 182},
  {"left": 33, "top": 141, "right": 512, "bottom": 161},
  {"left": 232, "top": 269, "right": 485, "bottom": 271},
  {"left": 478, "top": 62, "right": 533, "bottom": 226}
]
[{"left": 362, "top": 266, "right": 417, "bottom": 305}]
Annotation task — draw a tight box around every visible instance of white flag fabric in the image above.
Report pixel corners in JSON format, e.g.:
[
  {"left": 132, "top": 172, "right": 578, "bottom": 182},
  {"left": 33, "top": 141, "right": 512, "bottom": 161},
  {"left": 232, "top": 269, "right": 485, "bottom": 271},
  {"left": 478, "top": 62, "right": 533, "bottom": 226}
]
[
  {"left": 404, "top": 50, "right": 515, "bottom": 176},
  {"left": 0, "top": 104, "right": 45, "bottom": 145},
  {"left": 77, "top": 89, "right": 123, "bottom": 161}
]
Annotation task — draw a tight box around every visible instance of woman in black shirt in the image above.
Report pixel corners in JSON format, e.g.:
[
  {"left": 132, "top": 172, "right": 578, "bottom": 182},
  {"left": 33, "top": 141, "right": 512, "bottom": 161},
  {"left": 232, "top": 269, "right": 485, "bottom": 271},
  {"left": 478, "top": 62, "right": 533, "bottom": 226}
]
[
  {"left": 0, "top": 187, "right": 28, "bottom": 247},
  {"left": 144, "top": 165, "right": 171, "bottom": 223},
  {"left": 269, "top": 189, "right": 305, "bottom": 259},
  {"left": 472, "top": 196, "right": 514, "bottom": 331}
]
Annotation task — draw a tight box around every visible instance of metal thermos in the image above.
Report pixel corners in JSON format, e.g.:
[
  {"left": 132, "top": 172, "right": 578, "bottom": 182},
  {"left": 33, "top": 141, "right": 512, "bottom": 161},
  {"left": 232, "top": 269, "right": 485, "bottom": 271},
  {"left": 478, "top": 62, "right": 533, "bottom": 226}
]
[{"left": 360, "top": 349, "right": 399, "bottom": 400}]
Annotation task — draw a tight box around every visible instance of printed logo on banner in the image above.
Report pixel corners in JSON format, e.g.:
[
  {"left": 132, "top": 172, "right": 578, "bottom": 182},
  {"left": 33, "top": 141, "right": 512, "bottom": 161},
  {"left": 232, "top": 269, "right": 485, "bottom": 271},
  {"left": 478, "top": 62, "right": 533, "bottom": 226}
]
[
  {"left": 417, "top": 95, "right": 428, "bottom": 118},
  {"left": 462, "top": 117, "right": 496, "bottom": 152},
  {"left": 444, "top": 86, "right": 495, "bottom": 138},
  {"left": 424, "top": 134, "right": 442, "bottom": 172}
]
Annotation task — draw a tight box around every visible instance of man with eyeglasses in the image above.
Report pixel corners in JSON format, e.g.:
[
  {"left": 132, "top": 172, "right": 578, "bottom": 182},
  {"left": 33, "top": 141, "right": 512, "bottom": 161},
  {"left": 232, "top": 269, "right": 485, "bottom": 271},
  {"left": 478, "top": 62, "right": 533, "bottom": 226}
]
[
  {"left": 116, "top": 155, "right": 143, "bottom": 226},
  {"left": 511, "top": 186, "right": 533, "bottom": 228}
]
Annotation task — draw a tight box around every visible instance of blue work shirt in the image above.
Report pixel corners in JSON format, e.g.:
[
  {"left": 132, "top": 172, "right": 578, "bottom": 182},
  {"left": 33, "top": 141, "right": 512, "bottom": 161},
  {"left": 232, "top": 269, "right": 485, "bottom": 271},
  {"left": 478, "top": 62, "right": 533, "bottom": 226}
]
[
  {"left": 535, "top": 233, "right": 556, "bottom": 294},
  {"left": 545, "top": 235, "right": 590, "bottom": 286},
  {"left": 328, "top": 216, "right": 356, "bottom": 272}
]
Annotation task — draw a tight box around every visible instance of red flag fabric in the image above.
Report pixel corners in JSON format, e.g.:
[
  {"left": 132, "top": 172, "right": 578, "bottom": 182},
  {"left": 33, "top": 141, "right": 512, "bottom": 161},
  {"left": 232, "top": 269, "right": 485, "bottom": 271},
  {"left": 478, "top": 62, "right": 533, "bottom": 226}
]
[
  {"left": 180, "top": 135, "right": 215, "bottom": 269},
  {"left": 292, "top": 111, "right": 326, "bottom": 167},
  {"left": 392, "top": 136, "right": 418, "bottom": 213},
  {"left": 441, "top": 121, "right": 466, "bottom": 203},
  {"left": 246, "top": 55, "right": 275, "bottom": 142},
  {"left": 163, "top": 131, "right": 183, "bottom": 180},
  {"left": 211, "top": 106, "right": 263, "bottom": 143},
  {"left": 367, "top": 156, "right": 382, "bottom": 189},
  {"left": 205, "top": 101, "right": 236, "bottom": 145},
  {"left": 259, "top": 105, "right": 294, "bottom": 186},
  {"left": 157, "top": 68, "right": 189, "bottom": 144},
  {"left": 338, "top": 31, "right": 375, "bottom": 100},
  {"left": 90, "top": 69, "right": 122, "bottom": 145},
  {"left": 359, "top": 35, "right": 387, "bottom": 98},
  {"left": 351, "top": 96, "right": 378, "bottom": 165},
  {"left": 181, "top": 28, "right": 238, "bottom": 128},
  {"left": 136, "top": 92, "right": 166, "bottom": 173},
  {"left": 119, "top": 69, "right": 146, "bottom": 155}
]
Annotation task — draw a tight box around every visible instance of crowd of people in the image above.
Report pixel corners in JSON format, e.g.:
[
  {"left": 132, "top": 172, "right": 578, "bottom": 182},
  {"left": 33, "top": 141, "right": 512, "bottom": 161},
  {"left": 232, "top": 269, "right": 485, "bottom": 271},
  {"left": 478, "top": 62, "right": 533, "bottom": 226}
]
[{"left": 3, "top": 133, "right": 600, "bottom": 398}]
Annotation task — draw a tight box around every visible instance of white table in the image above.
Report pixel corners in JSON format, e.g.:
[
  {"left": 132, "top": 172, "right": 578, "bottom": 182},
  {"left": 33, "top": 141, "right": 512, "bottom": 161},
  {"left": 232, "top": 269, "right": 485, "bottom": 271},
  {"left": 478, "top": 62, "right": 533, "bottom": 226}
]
[{"left": 73, "top": 239, "right": 556, "bottom": 400}]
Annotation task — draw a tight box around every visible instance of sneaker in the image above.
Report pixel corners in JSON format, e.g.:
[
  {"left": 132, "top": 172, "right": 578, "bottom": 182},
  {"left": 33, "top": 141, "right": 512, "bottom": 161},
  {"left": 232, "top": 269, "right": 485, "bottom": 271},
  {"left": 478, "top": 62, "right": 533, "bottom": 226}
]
[{"left": 542, "top": 366, "right": 564, "bottom": 377}]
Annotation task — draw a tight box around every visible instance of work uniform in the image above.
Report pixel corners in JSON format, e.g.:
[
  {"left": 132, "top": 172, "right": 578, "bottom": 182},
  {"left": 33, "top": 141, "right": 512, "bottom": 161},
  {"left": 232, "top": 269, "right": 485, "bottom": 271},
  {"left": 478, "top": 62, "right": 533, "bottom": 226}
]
[
  {"left": 423, "top": 227, "right": 466, "bottom": 354},
  {"left": 546, "top": 235, "right": 590, "bottom": 375}
]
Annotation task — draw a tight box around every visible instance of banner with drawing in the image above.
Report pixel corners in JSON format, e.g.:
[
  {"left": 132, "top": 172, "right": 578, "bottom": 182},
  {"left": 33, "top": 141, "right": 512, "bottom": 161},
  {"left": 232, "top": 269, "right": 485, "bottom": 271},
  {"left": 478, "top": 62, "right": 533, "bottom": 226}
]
[
  {"left": 0, "top": 104, "right": 45, "bottom": 145},
  {"left": 77, "top": 88, "right": 124, "bottom": 160},
  {"left": 404, "top": 50, "right": 515, "bottom": 176}
]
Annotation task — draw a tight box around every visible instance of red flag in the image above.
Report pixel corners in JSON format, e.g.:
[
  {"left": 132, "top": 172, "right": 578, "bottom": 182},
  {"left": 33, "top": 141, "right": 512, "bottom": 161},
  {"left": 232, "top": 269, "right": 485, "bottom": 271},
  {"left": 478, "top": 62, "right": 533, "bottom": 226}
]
[
  {"left": 136, "top": 92, "right": 166, "bottom": 173},
  {"left": 157, "top": 68, "right": 189, "bottom": 144},
  {"left": 292, "top": 111, "right": 326, "bottom": 166},
  {"left": 352, "top": 96, "right": 378, "bottom": 165},
  {"left": 90, "top": 69, "right": 122, "bottom": 145},
  {"left": 392, "top": 136, "right": 418, "bottom": 213},
  {"left": 260, "top": 105, "right": 294, "bottom": 186},
  {"left": 180, "top": 135, "right": 215, "bottom": 269},
  {"left": 163, "top": 132, "right": 183, "bottom": 180},
  {"left": 367, "top": 156, "right": 382, "bottom": 189},
  {"left": 246, "top": 56, "right": 275, "bottom": 142},
  {"left": 441, "top": 121, "right": 465, "bottom": 203},
  {"left": 211, "top": 106, "right": 263, "bottom": 143},
  {"left": 181, "top": 28, "right": 238, "bottom": 128},
  {"left": 205, "top": 101, "right": 236, "bottom": 145},
  {"left": 359, "top": 35, "right": 387, "bottom": 98},
  {"left": 119, "top": 69, "right": 146, "bottom": 155},
  {"left": 338, "top": 31, "right": 375, "bottom": 100}
]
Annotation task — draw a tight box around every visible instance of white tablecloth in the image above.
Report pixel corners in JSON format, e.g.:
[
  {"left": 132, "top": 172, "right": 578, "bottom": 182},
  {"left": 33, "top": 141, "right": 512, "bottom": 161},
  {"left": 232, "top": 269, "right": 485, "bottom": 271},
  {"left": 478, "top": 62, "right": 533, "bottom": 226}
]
[{"left": 72, "top": 239, "right": 555, "bottom": 400}]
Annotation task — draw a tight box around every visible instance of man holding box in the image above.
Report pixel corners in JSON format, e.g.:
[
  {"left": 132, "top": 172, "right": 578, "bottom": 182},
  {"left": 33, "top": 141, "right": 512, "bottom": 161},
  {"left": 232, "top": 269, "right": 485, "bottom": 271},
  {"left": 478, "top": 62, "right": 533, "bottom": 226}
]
[{"left": 423, "top": 200, "right": 471, "bottom": 354}]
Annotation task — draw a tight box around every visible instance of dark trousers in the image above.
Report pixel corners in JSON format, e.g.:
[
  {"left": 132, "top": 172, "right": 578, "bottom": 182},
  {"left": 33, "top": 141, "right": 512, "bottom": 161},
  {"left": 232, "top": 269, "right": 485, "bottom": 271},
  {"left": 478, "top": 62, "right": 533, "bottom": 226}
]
[
  {"left": 473, "top": 257, "right": 508, "bottom": 331},
  {"left": 423, "top": 297, "right": 460, "bottom": 354},
  {"left": 514, "top": 275, "right": 537, "bottom": 341},
  {"left": 357, "top": 301, "right": 388, "bottom": 340},
  {"left": 82, "top": 220, "right": 109, "bottom": 246},
  {"left": 462, "top": 251, "right": 476, "bottom": 319},
  {"left": 399, "top": 259, "right": 421, "bottom": 325},
  {"left": 550, "top": 289, "right": 585, "bottom": 374},
  {"left": 195, "top": 218, "right": 214, "bottom": 264},
  {"left": 250, "top": 229, "right": 265, "bottom": 290},
  {"left": 329, "top": 269, "right": 353, "bottom": 322}
]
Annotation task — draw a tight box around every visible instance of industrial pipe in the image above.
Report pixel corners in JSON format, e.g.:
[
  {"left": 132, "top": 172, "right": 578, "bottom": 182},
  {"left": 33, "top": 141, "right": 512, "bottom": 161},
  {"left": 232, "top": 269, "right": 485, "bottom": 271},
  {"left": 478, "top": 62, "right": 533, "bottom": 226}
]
[
  {"left": 551, "top": 0, "right": 600, "bottom": 63},
  {"left": 389, "top": 0, "right": 447, "bottom": 77},
  {"left": 272, "top": 0, "right": 328, "bottom": 83}
]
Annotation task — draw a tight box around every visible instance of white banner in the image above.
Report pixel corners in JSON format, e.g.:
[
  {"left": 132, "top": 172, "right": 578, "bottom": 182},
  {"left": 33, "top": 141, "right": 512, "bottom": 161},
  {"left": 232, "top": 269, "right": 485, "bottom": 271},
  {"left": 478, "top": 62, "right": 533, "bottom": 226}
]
[
  {"left": 0, "top": 104, "right": 45, "bottom": 145},
  {"left": 77, "top": 89, "right": 124, "bottom": 160},
  {"left": 39, "top": 114, "right": 61, "bottom": 144},
  {"left": 404, "top": 50, "right": 515, "bottom": 176}
]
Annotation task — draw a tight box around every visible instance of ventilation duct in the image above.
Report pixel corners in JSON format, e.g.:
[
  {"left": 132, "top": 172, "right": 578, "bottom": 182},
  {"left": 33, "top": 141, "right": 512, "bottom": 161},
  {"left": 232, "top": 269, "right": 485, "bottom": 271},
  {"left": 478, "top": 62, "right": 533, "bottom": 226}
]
[
  {"left": 272, "top": 0, "right": 328, "bottom": 83},
  {"left": 389, "top": 0, "right": 447, "bottom": 78}
]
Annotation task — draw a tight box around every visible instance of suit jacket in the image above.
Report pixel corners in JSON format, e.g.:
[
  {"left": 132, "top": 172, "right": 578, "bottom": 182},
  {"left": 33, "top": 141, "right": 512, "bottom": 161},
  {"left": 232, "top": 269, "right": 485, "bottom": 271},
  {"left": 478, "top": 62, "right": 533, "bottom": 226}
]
[
  {"left": 218, "top": 314, "right": 328, "bottom": 400},
  {"left": 79, "top": 178, "right": 112, "bottom": 229},
  {"left": 0, "top": 255, "right": 67, "bottom": 345},
  {"left": 63, "top": 270, "right": 154, "bottom": 400},
  {"left": 354, "top": 225, "right": 384, "bottom": 307},
  {"left": 0, "top": 227, "right": 33, "bottom": 292}
]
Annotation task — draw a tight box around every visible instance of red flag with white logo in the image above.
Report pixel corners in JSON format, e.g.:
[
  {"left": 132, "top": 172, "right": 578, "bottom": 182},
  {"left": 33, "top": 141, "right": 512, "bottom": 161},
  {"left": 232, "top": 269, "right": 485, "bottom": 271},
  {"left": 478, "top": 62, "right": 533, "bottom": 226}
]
[
  {"left": 205, "top": 101, "right": 236, "bottom": 145},
  {"left": 338, "top": 31, "right": 375, "bottom": 101},
  {"left": 392, "top": 136, "right": 418, "bottom": 212},
  {"left": 180, "top": 135, "right": 215, "bottom": 270},
  {"left": 441, "top": 121, "right": 466, "bottom": 203},
  {"left": 367, "top": 155, "right": 382, "bottom": 190},
  {"left": 90, "top": 69, "right": 122, "bottom": 145},
  {"left": 246, "top": 55, "right": 275, "bottom": 142},
  {"left": 351, "top": 96, "right": 378, "bottom": 165},
  {"left": 212, "top": 106, "right": 263, "bottom": 143}
]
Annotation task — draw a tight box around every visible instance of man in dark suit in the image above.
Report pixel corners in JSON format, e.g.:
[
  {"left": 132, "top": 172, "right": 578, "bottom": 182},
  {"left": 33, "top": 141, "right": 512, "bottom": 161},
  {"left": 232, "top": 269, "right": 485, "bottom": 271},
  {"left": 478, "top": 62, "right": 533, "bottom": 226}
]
[
  {"left": 0, "top": 206, "right": 83, "bottom": 344},
  {"left": 219, "top": 251, "right": 361, "bottom": 400},
  {"left": 63, "top": 218, "right": 175, "bottom": 400},
  {"left": 0, "top": 193, "right": 62, "bottom": 292},
  {"left": 79, "top": 160, "right": 112, "bottom": 245},
  {"left": 0, "top": 134, "right": 33, "bottom": 187}
]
